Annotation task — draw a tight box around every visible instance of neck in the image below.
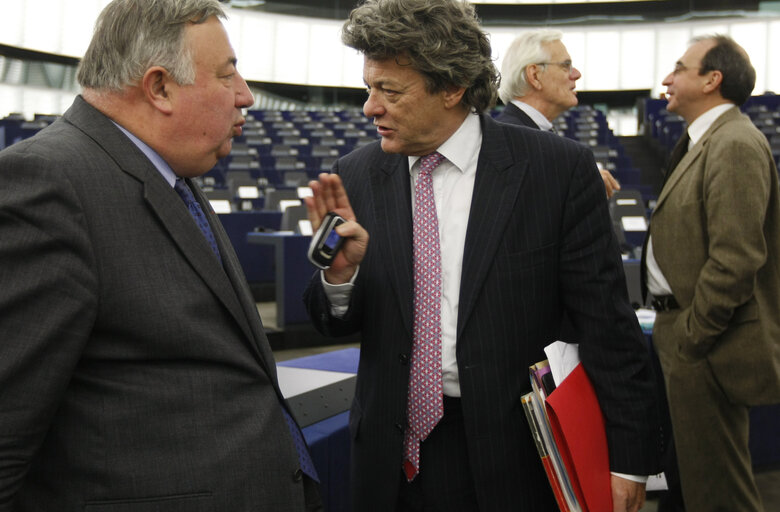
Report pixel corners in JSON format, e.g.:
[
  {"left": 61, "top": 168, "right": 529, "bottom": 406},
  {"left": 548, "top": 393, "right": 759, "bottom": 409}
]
[
  {"left": 516, "top": 95, "right": 559, "bottom": 122},
  {"left": 682, "top": 97, "right": 732, "bottom": 125},
  {"left": 82, "top": 87, "right": 163, "bottom": 153}
]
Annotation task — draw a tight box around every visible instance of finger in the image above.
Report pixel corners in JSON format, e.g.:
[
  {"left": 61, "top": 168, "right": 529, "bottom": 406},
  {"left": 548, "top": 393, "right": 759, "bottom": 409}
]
[
  {"left": 319, "top": 174, "right": 342, "bottom": 213},
  {"left": 305, "top": 180, "right": 327, "bottom": 230},
  {"left": 302, "top": 195, "right": 321, "bottom": 231},
  {"left": 311, "top": 174, "right": 331, "bottom": 214}
]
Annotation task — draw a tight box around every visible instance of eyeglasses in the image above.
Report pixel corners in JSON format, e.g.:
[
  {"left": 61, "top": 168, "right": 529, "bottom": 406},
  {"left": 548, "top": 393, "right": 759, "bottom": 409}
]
[
  {"left": 535, "top": 60, "right": 573, "bottom": 73},
  {"left": 672, "top": 62, "right": 701, "bottom": 75}
]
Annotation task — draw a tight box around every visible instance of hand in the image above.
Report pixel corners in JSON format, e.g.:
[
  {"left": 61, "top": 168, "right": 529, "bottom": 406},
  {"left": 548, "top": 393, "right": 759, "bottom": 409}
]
[
  {"left": 304, "top": 173, "right": 368, "bottom": 284},
  {"left": 611, "top": 474, "right": 646, "bottom": 512},
  {"left": 600, "top": 169, "right": 621, "bottom": 199}
]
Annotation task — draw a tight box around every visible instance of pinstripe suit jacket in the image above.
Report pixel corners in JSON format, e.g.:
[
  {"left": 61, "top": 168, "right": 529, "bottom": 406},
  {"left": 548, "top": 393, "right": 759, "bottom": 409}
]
[
  {"left": 0, "top": 96, "right": 309, "bottom": 511},
  {"left": 305, "top": 114, "right": 661, "bottom": 510}
]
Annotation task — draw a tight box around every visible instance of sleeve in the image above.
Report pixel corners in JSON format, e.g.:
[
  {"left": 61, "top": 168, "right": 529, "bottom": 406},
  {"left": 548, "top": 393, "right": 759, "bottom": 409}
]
[
  {"left": 557, "top": 144, "right": 663, "bottom": 475},
  {"left": 302, "top": 159, "right": 364, "bottom": 338},
  {"left": 0, "top": 149, "right": 98, "bottom": 505},
  {"left": 675, "top": 134, "right": 773, "bottom": 358}
]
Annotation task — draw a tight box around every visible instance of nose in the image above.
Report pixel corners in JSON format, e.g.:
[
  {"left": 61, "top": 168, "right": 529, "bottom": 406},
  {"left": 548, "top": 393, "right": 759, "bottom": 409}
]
[
  {"left": 235, "top": 72, "right": 254, "bottom": 109},
  {"left": 661, "top": 72, "right": 673, "bottom": 87},
  {"left": 363, "top": 90, "right": 385, "bottom": 119},
  {"left": 571, "top": 66, "right": 582, "bottom": 81}
]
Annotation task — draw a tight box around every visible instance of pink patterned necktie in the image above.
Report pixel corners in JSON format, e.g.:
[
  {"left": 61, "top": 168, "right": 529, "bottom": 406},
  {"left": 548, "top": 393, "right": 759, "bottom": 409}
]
[{"left": 403, "top": 151, "right": 446, "bottom": 481}]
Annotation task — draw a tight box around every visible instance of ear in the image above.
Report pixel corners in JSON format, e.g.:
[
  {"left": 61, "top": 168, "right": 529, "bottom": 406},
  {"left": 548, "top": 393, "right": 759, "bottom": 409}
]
[
  {"left": 702, "top": 69, "right": 723, "bottom": 95},
  {"left": 442, "top": 84, "right": 466, "bottom": 110},
  {"left": 141, "top": 66, "right": 175, "bottom": 115},
  {"left": 525, "top": 64, "right": 543, "bottom": 91}
]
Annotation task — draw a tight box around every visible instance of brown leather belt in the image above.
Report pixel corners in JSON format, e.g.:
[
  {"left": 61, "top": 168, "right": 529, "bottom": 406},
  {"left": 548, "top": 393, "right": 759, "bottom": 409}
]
[{"left": 651, "top": 295, "right": 680, "bottom": 311}]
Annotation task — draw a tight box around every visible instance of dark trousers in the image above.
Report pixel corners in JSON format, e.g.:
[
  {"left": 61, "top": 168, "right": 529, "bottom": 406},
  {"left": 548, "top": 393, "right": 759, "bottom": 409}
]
[{"left": 396, "top": 397, "right": 479, "bottom": 512}]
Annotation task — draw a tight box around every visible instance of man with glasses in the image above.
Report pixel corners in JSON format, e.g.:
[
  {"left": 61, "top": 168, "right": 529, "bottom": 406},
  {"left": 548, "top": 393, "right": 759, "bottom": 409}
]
[
  {"left": 646, "top": 34, "right": 780, "bottom": 511},
  {"left": 497, "top": 29, "right": 620, "bottom": 197}
]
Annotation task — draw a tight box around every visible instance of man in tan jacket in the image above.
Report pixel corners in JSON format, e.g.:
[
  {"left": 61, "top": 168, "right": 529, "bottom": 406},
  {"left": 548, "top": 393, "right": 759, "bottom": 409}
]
[{"left": 645, "top": 34, "right": 780, "bottom": 511}]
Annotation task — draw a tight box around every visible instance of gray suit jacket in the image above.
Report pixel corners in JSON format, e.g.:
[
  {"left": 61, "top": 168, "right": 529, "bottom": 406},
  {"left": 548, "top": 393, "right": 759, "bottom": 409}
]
[
  {"left": 650, "top": 106, "right": 780, "bottom": 405},
  {"left": 0, "top": 96, "right": 309, "bottom": 511},
  {"left": 305, "top": 114, "right": 661, "bottom": 510}
]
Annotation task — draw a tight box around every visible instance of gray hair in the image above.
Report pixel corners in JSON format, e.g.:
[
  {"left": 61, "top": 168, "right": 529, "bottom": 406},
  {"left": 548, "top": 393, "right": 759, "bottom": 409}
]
[
  {"left": 497, "top": 29, "right": 563, "bottom": 105},
  {"left": 341, "top": 0, "right": 499, "bottom": 114},
  {"left": 77, "top": 0, "right": 226, "bottom": 91}
]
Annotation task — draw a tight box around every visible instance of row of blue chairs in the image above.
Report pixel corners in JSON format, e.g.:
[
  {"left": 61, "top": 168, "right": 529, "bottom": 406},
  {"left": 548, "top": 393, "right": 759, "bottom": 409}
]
[{"left": 645, "top": 93, "right": 780, "bottom": 168}]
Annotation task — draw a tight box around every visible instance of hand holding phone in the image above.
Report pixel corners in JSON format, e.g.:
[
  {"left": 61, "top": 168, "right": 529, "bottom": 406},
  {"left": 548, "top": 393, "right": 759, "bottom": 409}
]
[{"left": 307, "top": 212, "right": 346, "bottom": 269}]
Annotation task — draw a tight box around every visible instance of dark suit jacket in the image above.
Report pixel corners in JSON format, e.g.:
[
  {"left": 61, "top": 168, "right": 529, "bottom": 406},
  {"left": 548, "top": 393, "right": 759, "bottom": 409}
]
[
  {"left": 495, "top": 101, "right": 541, "bottom": 129},
  {"left": 496, "top": 100, "right": 585, "bottom": 342},
  {"left": 651, "top": 107, "right": 780, "bottom": 406},
  {"left": 0, "top": 96, "right": 309, "bottom": 511},
  {"left": 305, "top": 114, "right": 661, "bottom": 510}
]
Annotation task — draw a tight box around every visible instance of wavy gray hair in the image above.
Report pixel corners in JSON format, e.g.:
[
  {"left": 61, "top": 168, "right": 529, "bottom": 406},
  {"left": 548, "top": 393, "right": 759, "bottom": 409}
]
[
  {"left": 341, "top": 0, "right": 499, "bottom": 114},
  {"left": 77, "top": 0, "right": 225, "bottom": 91},
  {"left": 497, "top": 30, "right": 563, "bottom": 105}
]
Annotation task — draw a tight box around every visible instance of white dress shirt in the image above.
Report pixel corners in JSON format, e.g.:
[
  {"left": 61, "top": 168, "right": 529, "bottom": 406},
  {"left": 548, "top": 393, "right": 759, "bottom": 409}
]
[
  {"left": 322, "top": 112, "right": 482, "bottom": 397},
  {"left": 510, "top": 99, "right": 553, "bottom": 131},
  {"left": 645, "top": 103, "right": 735, "bottom": 296},
  {"left": 324, "top": 112, "right": 649, "bottom": 483}
]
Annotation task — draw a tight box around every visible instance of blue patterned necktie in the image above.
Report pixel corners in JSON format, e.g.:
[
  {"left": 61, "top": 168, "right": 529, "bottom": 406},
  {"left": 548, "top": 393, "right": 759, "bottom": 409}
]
[
  {"left": 174, "top": 178, "right": 318, "bottom": 481},
  {"left": 282, "top": 408, "right": 319, "bottom": 482},
  {"left": 174, "top": 179, "right": 221, "bottom": 263},
  {"left": 173, "top": 178, "right": 319, "bottom": 482}
]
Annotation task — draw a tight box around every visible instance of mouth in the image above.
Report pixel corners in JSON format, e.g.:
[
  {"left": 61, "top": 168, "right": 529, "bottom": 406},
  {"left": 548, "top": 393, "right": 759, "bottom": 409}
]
[
  {"left": 233, "top": 118, "right": 245, "bottom": 137},
  {"left": 375, "top": 124, "right": 393, "bottom": 137}
]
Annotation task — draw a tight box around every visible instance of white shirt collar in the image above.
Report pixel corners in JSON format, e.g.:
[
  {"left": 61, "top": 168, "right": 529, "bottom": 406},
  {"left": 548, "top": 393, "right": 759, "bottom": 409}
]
[
  {"left": 510, "top": 99, "right": 553, "bottom": 131},
  {"left": 408, "top": 112, "right": 482, "bottom": 174},
  {"left": 687, "top": 103, "right": 735, "bottom": 147}
]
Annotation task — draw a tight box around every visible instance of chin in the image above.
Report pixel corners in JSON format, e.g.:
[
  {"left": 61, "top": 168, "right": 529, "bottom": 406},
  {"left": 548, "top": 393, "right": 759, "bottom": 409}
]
[{"left": 379, "top": 139, "right": 402, "bottom": 155}]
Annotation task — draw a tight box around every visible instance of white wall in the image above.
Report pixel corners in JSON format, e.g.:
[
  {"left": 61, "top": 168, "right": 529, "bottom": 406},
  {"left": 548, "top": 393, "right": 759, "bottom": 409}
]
[{"left": 1, "top": 0, "right": 779, "bottom": 118}]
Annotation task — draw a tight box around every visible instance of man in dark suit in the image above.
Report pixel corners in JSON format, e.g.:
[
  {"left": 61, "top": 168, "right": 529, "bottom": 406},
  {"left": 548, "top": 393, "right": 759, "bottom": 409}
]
[
  {"left": 495, "top": 30, "right": 621, "bottom": 198},
  {"left": 303, "top": 1, "right": 661, "bottom": 510},
  {"left": 646, "top": 35, "right": 780, "bottom": 511},
  {"left": 0, "top": 0, "right": 319, "bottom": 510}
]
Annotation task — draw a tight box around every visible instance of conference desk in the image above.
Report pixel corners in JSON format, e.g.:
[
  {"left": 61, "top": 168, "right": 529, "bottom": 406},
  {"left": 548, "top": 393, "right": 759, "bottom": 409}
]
[
  {"left": 247, "top": 232, "right": 313, "bottom": 327},
  {"left": 280, "top": 339, "right": 780, "bottom": 512},
  {"left": 280, "top": 348, "right": 358, "bottom": 512},
  {"left": 218, "top": 211, "right": 283, "bottom": 284}
]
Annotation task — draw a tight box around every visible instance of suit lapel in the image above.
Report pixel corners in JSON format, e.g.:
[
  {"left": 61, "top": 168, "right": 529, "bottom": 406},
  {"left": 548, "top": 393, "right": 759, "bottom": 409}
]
[
  {"left": 655, "top": 107, "right": 740, "bottom": 211},
  {"left": 64, "top": 97, "right": 258, "bottom": 353},
  {"left": 199, "top": 184, "right": 277, "bottom": 376},
  {"left": 507, "top": 103, "right": 539, "bottom": 129},
  {"left": 369, "top": 150, "right": 415, "bottom": 339},
  {"left": 457, "top": 115, "right": 527, "bottom": 337}
]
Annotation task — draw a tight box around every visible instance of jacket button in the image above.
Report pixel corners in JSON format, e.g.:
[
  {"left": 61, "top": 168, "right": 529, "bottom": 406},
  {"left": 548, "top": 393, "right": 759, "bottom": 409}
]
[
  {"left": 398, "top": 353, "right": 409, "bottom": 365},
  {"left": 395, "top": 422, "right": 405, "bottom": 433},
  {"left": 293, "top": 468, "right": 303, "bottom": 482}
]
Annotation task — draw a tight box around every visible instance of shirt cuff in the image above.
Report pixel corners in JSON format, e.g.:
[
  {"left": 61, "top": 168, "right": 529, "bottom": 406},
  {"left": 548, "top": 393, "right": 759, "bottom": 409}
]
[
  {"left": 321, "top": 267, "right": 359, "bottom": 318},
  {"left": 610, "top": 472, "right": 648, "bottom": 484}
]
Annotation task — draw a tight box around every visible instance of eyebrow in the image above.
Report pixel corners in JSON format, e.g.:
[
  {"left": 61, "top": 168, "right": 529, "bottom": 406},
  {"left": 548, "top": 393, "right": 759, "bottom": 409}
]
[{"left": 219, "top": 57, "right": 238, "bottom": 73}]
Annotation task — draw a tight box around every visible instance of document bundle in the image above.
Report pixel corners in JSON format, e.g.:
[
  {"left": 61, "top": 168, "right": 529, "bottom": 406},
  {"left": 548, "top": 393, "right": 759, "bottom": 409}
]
[{"left": 521, "top": 342, "right": 611, "bottom": 512}]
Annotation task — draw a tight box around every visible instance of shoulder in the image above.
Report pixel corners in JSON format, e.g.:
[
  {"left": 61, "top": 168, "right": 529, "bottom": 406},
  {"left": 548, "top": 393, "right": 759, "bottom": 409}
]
[
  {"left": 336, "top": 140, "right": 404, "bottom": 175},
  {"left": 709, "top": 111, "right": 771, "bottom": 156},
  {"left": 485, "top": 113, "right": 587, "bottom": 160}
]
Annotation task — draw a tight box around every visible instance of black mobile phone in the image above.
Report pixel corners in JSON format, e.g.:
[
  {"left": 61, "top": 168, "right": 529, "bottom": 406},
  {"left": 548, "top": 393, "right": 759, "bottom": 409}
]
[{"left": 307, "top": 212, "right": 346, "bottom": 269}]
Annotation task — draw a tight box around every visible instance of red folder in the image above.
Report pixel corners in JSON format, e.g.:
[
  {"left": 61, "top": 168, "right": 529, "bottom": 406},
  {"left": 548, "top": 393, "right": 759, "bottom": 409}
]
[{"left": 545, "top": 363, "right": 612, "bottom": 512}]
